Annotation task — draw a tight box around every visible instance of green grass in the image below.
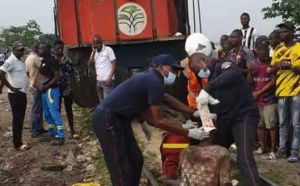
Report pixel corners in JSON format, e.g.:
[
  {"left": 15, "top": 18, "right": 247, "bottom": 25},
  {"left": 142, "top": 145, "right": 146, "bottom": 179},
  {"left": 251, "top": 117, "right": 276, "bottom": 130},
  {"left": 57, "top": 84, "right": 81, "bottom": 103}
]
[
  {"left": 77, "top": 106, "right": 112, "bottom": 185},
  {"left": 94, "top": 154, "right": 111, "bottom": 186}
]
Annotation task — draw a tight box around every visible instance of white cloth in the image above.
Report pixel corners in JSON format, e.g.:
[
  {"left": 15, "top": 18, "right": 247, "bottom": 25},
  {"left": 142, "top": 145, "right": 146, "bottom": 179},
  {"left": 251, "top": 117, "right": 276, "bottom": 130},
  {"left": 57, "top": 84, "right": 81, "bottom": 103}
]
[
  {"left": 0, "top": 54, "right": 28, "bottom": 93},
  {"left": 270, "top": 48, "right": 274, "bottom": 58},
  {"left": 241, "top": 27, "right": 259, "bottom": 50},
  {"left": 94, "top": 45, "right": 116, "bottom": 81}
]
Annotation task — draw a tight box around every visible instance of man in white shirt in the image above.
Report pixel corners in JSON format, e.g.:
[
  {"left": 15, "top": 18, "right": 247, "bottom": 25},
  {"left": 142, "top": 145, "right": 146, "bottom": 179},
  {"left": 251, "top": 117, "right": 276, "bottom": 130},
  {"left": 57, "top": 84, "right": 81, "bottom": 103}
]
[
  {"left": 0, "top": 41, "right": 29, "bottom": 150},
  {"left": 88, "top": 35, "right": 116, "bottom": 103},
  {"left": 240, "top": 12, "right": 259, "bottom": 51},
  {"left": 0, "top": 49, "right": 4, "bottom": 94},
  {"left": 25, "top": 43, "right": 44, "bottom": 138}
]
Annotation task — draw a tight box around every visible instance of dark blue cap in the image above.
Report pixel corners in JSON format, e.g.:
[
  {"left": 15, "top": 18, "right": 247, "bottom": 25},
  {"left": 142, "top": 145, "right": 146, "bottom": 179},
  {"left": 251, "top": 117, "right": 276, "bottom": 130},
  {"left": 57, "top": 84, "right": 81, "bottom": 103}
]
[{"left": 152, "top": 54, "right": 184, "bottom": 70}]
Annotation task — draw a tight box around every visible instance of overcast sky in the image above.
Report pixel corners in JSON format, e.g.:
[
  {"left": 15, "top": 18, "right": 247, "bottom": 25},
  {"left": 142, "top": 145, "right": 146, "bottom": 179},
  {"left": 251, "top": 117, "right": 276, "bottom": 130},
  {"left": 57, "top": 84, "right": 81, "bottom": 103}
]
[{"left": 0, "top": 0, "right": 282, "bottom": 42}]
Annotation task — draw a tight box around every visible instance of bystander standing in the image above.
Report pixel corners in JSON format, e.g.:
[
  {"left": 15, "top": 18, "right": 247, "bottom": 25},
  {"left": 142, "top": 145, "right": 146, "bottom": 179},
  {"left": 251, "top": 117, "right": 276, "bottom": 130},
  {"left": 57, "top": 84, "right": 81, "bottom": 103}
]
[
  {"left": 88, "top": 35, "right": 116, "bottom": 103},
  {"left": 0, "top": 41, "right": 28, "bottom": 150}
]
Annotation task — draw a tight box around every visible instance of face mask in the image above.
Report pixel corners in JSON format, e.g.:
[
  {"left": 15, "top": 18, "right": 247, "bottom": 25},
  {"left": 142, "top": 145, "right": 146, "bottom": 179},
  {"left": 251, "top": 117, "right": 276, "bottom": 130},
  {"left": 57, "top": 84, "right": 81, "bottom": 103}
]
[
  {"left": 198, "top": 69, "right": 211, "bottom": 78},
  {"left": 197, "top": 60, "right": 211, "bottom": 78},
  {"left": 163, "top": 67, "right": 176, "bottom": 85}
]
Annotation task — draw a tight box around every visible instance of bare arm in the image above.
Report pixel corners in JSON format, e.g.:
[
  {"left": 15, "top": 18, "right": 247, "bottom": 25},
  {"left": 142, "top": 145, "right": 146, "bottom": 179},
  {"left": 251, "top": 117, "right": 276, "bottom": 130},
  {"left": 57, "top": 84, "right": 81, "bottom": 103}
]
[
  {"left": 164, "top": 93, "right": 194, "bottom": 117},
  {"left": 293, "top": 66, "right": 300, "bottom": 75},
  {"left": 246, "top": 70, "right": 253, "bottom": 87},
  {"left": 240, "top": 68, "right": 248, "bottom": 76},
  {"left": 0, "top": 70, "right": 20, "bottom": 92},
  {"left": 0, "top": 80, "right": 3, "bottom": 94},
  {"left": 44, "top": 71, "right": 60, "bottom": 90},
  {"left": 105, "top": 60, "right": 116, "bottom": 86},
  {"left": 109, "top": 60, "right": 116, "bottom": 79},
  {"left": 87, "top": 51, "right": 96, "bottom": 66},
  {"left": 246, "top": 62, "right": 254, "bottom": 87},
  {"left": 269, "top": 66, "right": 278, "bottom": 75},
  {"left": 146, "top": 106, "right": 189, "bottom": 137},
  {"left": 256, "top": 78, "right": 276, "bottom": 96}
]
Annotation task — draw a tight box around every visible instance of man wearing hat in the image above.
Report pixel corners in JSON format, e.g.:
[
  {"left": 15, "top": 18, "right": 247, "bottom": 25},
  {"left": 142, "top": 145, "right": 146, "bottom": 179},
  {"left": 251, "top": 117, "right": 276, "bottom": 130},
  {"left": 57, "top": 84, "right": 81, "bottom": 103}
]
[
  {"left": 0, "top": 41, "right": 29, "bottom": 150},
  {"left": 269, "top": 21, "right": 300, "bottom": 162},
  {"left": 92, "top": 54, "right": 209, "bottom": 186}
]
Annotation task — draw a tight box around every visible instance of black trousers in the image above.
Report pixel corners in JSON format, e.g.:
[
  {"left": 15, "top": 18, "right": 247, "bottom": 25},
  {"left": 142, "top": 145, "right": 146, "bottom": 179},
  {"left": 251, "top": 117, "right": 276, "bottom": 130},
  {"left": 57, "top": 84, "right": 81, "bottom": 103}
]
[
  {"left": 8, "top": 93, "right": 27, "bottom": 148},
  {"left": 215, "top": 120, "right": 235, "bottom": 149},
  {"left": 173, "top": 0, "right": 187, "bottom": 34},
  {"left": 216, "top": 115, "right": 260, "bottom": 186},
  {"left": 59, "top": 92, "right": 74, "bottom": 133},
  {"left": 92, "top": 107, "right": 143, "bottom": 186},
  {"left": 232, "top": 115, "right": 260, "bottom": 186}
]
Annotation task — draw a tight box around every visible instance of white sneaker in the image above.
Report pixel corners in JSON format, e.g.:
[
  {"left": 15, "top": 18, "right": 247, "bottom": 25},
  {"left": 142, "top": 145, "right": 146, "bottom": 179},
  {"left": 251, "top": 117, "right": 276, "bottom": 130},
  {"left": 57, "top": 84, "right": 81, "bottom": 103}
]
[
  {"left": 267, "top": 152, "right": 276, "bottom": 160},
  {"left": 253, "top": 147, "right": 263, "bottom": 155},
  {"left": 231, "top": 179, "right": 239, "bottom": 186},
  {"left": 174, "top": 32, "right": 183, "bottom": 36}
]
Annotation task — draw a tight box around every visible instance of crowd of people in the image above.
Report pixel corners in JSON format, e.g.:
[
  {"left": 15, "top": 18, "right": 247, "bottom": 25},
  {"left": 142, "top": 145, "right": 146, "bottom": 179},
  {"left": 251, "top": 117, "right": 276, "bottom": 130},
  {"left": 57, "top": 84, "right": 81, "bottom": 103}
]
[
  {"left": 91, "top": 12, "right": 300, "bottom": 186},
  {"left": 0, "top": 40, "right": 79, "bottom": 149},
  {"left": 0, "top": 10, "right": 300, "bottom": 186}
]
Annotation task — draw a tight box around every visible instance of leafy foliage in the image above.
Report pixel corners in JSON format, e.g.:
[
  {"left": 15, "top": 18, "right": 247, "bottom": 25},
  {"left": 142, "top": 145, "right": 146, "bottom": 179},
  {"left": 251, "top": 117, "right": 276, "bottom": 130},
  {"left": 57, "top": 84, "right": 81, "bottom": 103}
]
[
  {"left": 0, "top": 20, "right": 43, "bottom": 47},
  {"left": 262, "top": 0, "right": 300, "bottom": 25},
  {"left": 39, "top": 33, "right": 57, "bottom": 46}
]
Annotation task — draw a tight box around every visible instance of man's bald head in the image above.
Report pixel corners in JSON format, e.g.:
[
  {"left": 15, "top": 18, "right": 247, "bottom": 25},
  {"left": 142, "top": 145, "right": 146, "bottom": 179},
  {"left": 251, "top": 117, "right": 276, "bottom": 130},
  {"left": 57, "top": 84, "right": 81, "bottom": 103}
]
[
  {"left": 189, "top": 53, "right": 212, "bottom": 74},
  {"left": 93, "top": 35, "right": 103, "bottom": 52}
]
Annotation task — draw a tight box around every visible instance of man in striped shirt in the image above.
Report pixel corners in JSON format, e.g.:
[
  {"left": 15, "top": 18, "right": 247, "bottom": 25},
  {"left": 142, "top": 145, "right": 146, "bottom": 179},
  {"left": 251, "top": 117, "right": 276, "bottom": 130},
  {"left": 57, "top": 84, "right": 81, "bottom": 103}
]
[
  {"left": 240, "top": 12, "right": 259, "bottom": 51},
  {"left": 270, "top": 21, "right": 300, "bottom": 162}
]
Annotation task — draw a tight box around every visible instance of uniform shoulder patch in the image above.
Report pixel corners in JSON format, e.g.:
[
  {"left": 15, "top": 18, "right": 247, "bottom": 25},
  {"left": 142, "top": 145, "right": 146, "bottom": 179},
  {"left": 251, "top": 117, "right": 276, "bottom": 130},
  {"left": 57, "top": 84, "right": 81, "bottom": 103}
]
[{"left": 3, "top": 62, "right": 10, "bottom": 68}]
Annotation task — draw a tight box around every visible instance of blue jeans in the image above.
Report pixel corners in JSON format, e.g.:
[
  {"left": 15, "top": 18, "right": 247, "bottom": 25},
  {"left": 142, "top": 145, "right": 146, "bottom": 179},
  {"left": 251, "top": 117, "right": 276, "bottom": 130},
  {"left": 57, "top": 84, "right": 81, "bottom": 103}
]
[
  {"left": 30, "top": 87, "right": 43, "bottom": 135},
  {"left": 278, "top": 95, "right": 300, "bottom": 156},
  {"left": 42, "top": 87, "right": 65, "bottom": 139},
  {"left": 96, "top": 80, "right": 114, "bottom": 103}
]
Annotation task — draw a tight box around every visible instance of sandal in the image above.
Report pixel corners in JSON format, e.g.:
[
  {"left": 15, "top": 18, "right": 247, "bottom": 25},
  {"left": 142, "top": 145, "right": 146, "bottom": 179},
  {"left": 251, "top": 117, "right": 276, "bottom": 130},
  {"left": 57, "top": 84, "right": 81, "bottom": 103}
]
[
  {"left": 72, "top": 134, "right": 80, "bottom": 139},
  {"left": 16, "top": 143, "right": 30, "bottom": 151}
]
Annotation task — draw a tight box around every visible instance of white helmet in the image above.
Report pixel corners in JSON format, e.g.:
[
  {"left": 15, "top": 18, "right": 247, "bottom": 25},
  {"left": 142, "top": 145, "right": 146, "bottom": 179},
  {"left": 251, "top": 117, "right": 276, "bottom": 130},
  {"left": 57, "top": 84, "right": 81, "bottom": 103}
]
[{"left": 185, "top": 33, "right": 212, "bottom": 57}]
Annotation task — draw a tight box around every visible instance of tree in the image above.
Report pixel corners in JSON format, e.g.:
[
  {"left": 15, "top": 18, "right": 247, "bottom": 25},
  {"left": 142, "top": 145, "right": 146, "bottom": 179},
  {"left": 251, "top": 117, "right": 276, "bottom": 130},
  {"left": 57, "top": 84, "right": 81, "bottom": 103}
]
[
  {"left": 0, "top": 20, "right": 42, "bottom": 47},
  {"left": 262, "top": 0, "right": 300, "bottom": 25},
  {"left": 39, "top": 34, "right": 57, "bottom": 46}
]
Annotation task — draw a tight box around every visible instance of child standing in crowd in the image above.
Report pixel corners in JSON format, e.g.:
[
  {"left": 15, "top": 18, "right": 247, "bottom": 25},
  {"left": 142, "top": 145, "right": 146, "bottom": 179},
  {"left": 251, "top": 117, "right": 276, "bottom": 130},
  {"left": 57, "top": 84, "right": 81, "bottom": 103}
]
[{"left": 247, "top": 42, "right": 278, "bottom": 160}]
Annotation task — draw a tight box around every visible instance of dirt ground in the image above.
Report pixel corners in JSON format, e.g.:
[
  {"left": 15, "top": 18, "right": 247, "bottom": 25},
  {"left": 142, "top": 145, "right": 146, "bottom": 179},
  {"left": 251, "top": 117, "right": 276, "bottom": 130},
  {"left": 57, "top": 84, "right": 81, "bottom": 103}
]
[{"left": 0, "top": 88, "right": 101, "bottom": 186}]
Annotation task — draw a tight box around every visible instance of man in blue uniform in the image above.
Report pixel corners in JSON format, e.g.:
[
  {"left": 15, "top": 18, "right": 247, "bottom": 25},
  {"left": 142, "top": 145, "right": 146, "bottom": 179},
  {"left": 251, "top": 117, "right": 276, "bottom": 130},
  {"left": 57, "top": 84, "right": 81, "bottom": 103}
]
[{"left": 92, "top": 54, "right": 209, "bottom": 186}]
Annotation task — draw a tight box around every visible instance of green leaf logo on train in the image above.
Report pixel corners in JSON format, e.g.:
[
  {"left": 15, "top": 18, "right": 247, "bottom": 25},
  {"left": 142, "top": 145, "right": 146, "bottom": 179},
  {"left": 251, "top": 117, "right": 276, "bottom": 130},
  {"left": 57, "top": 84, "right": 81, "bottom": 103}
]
[{"left": 118, "top": 3, "right": 147, "bottom": 36}]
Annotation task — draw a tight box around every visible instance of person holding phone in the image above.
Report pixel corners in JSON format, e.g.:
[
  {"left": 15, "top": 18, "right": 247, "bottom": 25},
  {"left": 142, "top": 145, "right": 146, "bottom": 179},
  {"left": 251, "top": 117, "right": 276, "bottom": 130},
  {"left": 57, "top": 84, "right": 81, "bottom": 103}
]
[
  {"left": 88, "top": 35, "right": 116, "bottom": 103},
  {"left": 269, "top": 22, "right": 300, "bottom": 162}
]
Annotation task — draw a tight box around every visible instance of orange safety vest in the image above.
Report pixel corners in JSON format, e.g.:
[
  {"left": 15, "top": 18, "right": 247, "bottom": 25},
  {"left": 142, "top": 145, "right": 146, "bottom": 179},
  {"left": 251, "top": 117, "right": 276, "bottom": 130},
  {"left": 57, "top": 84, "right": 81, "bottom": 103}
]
[{"left": 182, "top": 58, "right": 208, "bottom": 109}]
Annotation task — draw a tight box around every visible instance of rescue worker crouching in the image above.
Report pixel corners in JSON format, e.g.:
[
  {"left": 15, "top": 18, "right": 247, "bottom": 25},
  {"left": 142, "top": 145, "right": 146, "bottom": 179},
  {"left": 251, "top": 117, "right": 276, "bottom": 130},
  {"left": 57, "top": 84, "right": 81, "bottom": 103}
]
[
  {"left": 160, "top": 33, "right": 213, "bottom": 179},
  {"left": 92, "top": 54, "right": 210, "bottom": 186}
]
